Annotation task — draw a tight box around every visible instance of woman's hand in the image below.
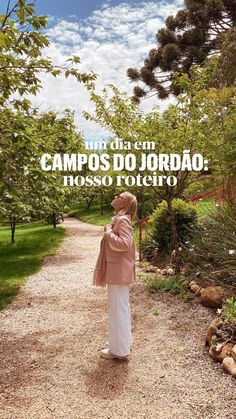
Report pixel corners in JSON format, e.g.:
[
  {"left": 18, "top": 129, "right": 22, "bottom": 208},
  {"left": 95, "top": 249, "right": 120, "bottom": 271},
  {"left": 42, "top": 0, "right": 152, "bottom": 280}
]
[{"left": 104, "top": 224, "right": 112, "bottom": 232}]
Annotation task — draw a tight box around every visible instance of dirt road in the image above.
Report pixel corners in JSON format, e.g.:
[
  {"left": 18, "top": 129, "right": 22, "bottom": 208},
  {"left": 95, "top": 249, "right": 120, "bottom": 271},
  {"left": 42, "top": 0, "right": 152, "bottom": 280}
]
[{"left": 0, "top": 217, "right": 235, "bottom": 419}]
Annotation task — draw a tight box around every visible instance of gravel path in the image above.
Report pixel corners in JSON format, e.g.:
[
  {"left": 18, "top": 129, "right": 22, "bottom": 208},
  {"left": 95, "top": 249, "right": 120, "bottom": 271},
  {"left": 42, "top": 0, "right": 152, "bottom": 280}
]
[{"left": 0, "top": 216, "right": 235, "bottom": 419}]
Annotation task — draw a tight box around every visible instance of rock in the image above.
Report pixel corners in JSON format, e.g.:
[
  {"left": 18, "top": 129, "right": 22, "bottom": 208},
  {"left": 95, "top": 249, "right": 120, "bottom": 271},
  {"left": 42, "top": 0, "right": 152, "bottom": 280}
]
[
  {"left": 195, "top": 287, "right": 202, "bottom": 296},
  {"left": 232, "top": 345, "right": 236, "bottom": 362},
  {"left": 149, "top": 266, "right": 158, "bottom": 273},
  {"left": 190, "top": 284, "right": 201, "bottom": 295},
  {"left": 209, "top": 342, "right": 234, "bottom": 362},
  {"left": 167, "top": 268, "right": 175, "bottom": 276},
  {"left": 161, "top": 269, "right": 167, "bottom": 275},
  {"left": 200, "top": 286, "right": 224, "bottom": 308},
  {"left": 206, "top": 318, "right": 219, "bottom": 346},
  {"left": 222, "top": 356, "right": 236, "bottom": 378}
]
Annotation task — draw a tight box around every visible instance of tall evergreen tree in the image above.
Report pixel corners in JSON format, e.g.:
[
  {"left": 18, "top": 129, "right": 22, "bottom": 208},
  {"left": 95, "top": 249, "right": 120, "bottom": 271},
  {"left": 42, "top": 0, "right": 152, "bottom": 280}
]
[{"left": 127, "top": 0, "right": 236, "bottom": 101}]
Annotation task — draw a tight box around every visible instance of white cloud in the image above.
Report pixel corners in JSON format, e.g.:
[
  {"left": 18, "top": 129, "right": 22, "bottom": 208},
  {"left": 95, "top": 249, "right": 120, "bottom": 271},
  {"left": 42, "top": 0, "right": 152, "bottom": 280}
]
[{"left": 31, "top": 1, "right": 183, "bottom": 139}]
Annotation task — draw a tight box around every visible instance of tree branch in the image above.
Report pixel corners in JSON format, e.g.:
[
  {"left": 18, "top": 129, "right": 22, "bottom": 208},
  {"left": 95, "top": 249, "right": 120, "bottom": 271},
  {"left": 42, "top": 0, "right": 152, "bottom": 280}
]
[{"left": 1, "top": 0, "right": 20, "bottom": 29}]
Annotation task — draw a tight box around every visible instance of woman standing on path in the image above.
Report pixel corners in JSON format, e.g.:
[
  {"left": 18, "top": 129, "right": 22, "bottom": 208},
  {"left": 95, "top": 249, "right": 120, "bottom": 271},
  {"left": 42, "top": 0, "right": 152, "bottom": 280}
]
[{"left": 93, "top": 191, "right": 137, "bottom": 361}]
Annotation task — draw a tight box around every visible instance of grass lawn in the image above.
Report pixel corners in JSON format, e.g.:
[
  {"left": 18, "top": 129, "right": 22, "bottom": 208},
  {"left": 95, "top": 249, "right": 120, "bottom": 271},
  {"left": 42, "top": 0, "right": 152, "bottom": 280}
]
[
  {"left": 69, "top": 204, "right": 141, "bottom": 247},
  {"left": 0, "top": 221, "right": 65, "bottom": 310},
  {"left": 69, "top": 205, "right": 113, "bottom": 226}
]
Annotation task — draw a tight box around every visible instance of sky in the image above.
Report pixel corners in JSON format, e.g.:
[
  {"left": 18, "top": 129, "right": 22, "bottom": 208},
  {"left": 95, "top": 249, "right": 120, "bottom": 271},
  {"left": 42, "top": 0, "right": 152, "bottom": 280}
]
[{"left": 2, "top": 0, "right": 184, "bottom": 140}]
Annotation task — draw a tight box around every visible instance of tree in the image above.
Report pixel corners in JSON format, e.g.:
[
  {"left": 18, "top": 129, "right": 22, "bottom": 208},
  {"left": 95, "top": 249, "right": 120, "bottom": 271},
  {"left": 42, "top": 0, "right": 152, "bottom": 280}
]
[
  {"left": 0, "top": 0, "right": 96, "bottom": 190},
  {"left": 0, "top": 0, "right": 96, "bottom": 110},
  {"left": 84, "top": 84, "right": 214, "bottom": 271},
  {"left": 0, "top": 108, "right": 86, "bottom": 241},
  {"left": 127, "top": 0, "right": 236, "bottom": 101},
  {"left": 0, "top": 1, "right": 96, "bottom": 240}
]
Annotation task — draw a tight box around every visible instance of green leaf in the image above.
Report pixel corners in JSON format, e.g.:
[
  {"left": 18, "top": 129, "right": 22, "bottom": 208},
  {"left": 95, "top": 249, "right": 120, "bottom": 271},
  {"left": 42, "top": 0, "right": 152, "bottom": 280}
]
[{"left": 0, "top": 33, "right": 7, "bottom": 48}]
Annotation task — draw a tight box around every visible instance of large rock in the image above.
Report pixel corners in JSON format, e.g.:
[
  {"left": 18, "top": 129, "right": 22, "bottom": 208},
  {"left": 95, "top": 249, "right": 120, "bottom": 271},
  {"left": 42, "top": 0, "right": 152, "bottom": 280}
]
[
  {"left": 167, "top": 267, "right": 175, "bottom": 276},
  {"left": 191, "top": 284, "right": 202, "bottom": 295},
  {"left": 232, "top": 345, "right": 236, "bottom": 362},
  {"left": 200, "top": 286, "right": 224, "bottom": 308},
  {"left": 222, "top": 356, "right": 236, "bottom": 378},
  {"left": 209, "top": 342, "right": 234, "bottom": 362},
  {"left": 206, "top": 318, "right": 219, "bottom": 347}
]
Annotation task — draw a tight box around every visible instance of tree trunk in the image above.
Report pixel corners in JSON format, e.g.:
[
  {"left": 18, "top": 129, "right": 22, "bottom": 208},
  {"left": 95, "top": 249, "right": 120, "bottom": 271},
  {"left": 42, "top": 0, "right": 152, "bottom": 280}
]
[
  {"left": 87, "top": 195, "right": 95, "bottom": 211},
  {"left": 166, "top": 199, "right": 181, "bottom": 273},
  {"left": 10, "top": 219, "right": 16, "bottom": 243},
  {"left": 100, "top": 191, "right": 104, "bottom": 215},
  {"left": 137, "top": 190, "right": 143, "bottom": 219},
  {"left": 53, "top": 211, "right": 56, "bottom": 228}
]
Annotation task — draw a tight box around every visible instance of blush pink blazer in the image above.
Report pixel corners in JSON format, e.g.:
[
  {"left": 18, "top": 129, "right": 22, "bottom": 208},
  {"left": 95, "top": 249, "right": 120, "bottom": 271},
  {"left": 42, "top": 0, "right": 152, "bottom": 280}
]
[{"left": 93, "top": 214, "right": 136, "bottom": 286}]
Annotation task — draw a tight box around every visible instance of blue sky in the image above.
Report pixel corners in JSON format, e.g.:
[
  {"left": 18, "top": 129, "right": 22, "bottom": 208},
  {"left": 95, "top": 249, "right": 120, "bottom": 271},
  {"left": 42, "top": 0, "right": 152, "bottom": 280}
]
[
  {"left": 0, "top": 0, "right": 181, "bottom": 19},
  {"left": 35, "top": 0, "right": 136, "bottom": 19},
  {"left": 1, "top": 0, "right": 184, "bottom": 139}
]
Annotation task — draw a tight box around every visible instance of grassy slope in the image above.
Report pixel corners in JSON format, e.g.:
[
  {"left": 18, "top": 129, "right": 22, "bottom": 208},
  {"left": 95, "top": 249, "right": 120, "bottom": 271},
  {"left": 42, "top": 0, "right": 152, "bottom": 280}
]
[
  {"left": 69, "top": 206, "right": 113, "bottom": 226},
  {"left": 194, "top": 199, "right": 216, "bottom": 217},
  {"left": 0, "top": 221, "right": 65, "bottom": 310},
  {"left": 69, "top": 204, "right": 140, "bottom": 244}
]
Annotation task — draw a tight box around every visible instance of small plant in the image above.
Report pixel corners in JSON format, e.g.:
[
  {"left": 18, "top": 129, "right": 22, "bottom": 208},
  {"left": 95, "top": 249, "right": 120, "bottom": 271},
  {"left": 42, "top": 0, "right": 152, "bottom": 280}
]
[
  {"left": 139, "top": 260, "right": 152, "bottom": 270},
  {"left": 144, "top": 275, "right": 192, "bottom": 301},
  {"left": 137, "top": 271, "right": 153, "bottom": 283},
  {"left": 223, "top": 297, "right": 236, "bottom": 325},
  {"left": 152, "top": 307, "right": 160, "bottom": 316},
  {"left": 186, "top": 200, "right": 236, "bottom": 287}
]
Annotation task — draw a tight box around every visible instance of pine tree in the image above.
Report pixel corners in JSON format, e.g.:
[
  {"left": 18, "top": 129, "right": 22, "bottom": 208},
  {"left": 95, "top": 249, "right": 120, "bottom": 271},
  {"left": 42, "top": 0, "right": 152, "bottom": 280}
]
[{"left": 127, "top": 0, "right": 236, "bottom": 101}]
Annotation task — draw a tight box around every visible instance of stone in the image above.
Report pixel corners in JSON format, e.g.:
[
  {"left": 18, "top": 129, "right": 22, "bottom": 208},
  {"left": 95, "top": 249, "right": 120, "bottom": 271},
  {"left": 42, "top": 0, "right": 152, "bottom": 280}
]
[
  {"left": 161, "top": 269, "right": 167, "bottom": 275},
  {"left": 232, "top": 345, "right": 236, "bottom": 362},
  {"left": 149, "top": 266, "right": 158, "bottom": 273},
  {"left": 222, "top": 356, "right": 236, "bottom": 378},
  {"left": 195, "top": 287, "right": 202, "bottom": 296},
  {"left": 167, "top": 268, "right": 175, "bottom": 276},
  {"left": 206, "top": 318, "right": 219, "bottom": 347},
  {"left": 209, "top": 342, "right": 234, "bottom": 362},
  {"left": 191, "top": 284, "right": 201, "bottom": 295},
  {"left": 200, "top": 286, "right": 224, "bottom": 308}
]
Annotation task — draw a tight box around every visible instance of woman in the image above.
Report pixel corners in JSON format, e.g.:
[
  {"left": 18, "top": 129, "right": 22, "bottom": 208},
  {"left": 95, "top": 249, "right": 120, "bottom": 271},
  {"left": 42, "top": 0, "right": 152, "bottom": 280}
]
[{"left": 93, "top": 191, "right": 137, "bottom": 360}]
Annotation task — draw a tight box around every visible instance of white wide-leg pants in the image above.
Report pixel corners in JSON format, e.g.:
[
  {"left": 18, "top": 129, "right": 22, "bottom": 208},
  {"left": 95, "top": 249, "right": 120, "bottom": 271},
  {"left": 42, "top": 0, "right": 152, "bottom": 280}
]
[{"left": 107, "top": 284, "right": 132, "bottom": 357}]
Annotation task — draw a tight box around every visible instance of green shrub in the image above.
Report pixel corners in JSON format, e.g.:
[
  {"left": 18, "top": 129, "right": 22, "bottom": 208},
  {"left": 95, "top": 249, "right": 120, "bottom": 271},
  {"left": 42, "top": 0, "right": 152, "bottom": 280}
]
[
  {"left": 187, "top": 200, "right": 236, "bottom": 287},
  {"left": 145, "top": 275, "right": 192, "bottom": 301},
  {"left": 149, "top": 199, "right": 198, "bottom": 255},
  {"left": 223, "top": 297, "right": 236, "bottom": 325}
]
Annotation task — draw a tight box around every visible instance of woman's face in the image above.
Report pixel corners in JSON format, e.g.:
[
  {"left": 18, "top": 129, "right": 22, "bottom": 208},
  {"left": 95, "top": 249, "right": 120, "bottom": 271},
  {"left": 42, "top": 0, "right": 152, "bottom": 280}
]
[{"left": 111, "top": 193, "right": 125, "bottom": 212}]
